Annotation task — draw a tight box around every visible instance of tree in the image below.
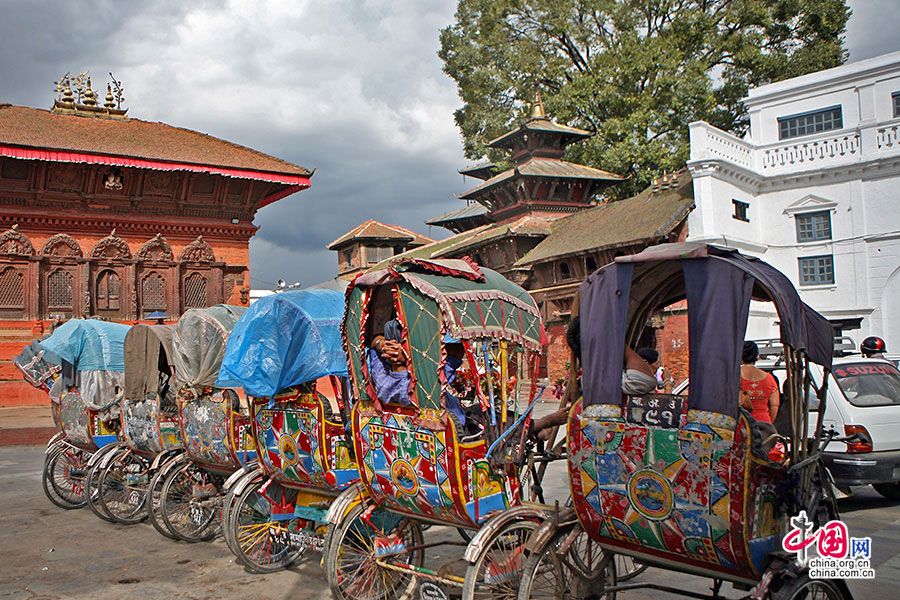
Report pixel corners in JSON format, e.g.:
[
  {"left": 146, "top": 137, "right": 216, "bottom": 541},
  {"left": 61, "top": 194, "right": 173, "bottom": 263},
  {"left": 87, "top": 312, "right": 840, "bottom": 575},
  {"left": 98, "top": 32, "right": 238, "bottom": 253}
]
[{"left": 439, "top": 0, "right": 850, "bottom": 199}]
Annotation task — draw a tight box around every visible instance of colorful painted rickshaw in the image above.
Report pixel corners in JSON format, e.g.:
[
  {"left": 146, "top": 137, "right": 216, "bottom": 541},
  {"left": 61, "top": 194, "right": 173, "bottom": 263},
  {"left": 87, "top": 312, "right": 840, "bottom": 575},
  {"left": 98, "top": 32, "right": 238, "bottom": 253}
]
[
  {"left": 156, "top": 304, "right": 252, "bottom": 542},
  {"left": 25, "top": 320, "right": 130, "bottom": 511},
  {"left": 14, "top": 339, "right": 70, "bottom": 508},
  {"left": 323, "top": 257, "right": 548, "bottom": 600},
  {"left": 91, "top": 324, "right": 185, "bottom": 529},
  {"left": 516, "top": 243, "right": 851, "bottom": 600},
  {"left": 215, "top": 289, "right": 356, "bottom": 572}
]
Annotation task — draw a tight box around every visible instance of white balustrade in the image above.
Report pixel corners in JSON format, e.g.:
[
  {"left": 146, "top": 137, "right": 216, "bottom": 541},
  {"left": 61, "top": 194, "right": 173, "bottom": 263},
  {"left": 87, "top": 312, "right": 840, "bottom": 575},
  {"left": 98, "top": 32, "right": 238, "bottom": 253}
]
[{"left": 761, "top": 133, "right": 861, "bottom": 171}]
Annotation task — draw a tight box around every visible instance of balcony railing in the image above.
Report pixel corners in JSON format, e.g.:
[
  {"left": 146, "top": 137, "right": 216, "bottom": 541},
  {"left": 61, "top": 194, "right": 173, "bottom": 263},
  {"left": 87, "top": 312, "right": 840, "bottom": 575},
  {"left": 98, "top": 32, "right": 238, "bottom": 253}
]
[{"left": 689, "top": 120, "right": 900, "bottom": 177}]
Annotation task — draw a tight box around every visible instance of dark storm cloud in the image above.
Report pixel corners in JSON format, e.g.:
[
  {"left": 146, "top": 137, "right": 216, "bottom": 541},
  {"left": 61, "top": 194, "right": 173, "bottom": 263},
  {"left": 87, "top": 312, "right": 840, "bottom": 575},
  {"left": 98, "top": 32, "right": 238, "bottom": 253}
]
[{"left": 1, "top": 0, "right": 897, "bottom": 291}]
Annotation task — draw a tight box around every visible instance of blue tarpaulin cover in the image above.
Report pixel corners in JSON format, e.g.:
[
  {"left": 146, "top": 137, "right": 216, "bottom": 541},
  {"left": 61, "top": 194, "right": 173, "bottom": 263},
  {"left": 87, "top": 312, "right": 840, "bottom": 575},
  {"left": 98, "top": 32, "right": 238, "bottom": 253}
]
[
  {"left": 39, "top": 319, "right": 130, "bottom": 372},
  {"left": 216, "top": 289, "right": 347, "bottom": 398}
]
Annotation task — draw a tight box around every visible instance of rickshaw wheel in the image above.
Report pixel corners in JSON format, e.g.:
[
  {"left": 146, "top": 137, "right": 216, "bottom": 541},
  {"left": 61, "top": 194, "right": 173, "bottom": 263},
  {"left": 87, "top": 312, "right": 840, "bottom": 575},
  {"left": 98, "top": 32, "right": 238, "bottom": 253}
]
[
  {"left": 148, "top": 454, "right": 187, "bottom": 539},
  {"left": 614, "top": 554, "right": 648, "bottom": 581},
  {"left": 463, "top": 518, "right": 541, "bottom": 600},
  {"left": 160, "top": 463, "right": 221, "bottom": 542},
  {"left": 324, "top": 502, "right": 425, "bottom": 600},
  {"left": 230, "top": 481, "right": 307, "bottom": 573},
  {"left": 771, "top": 573, "right": 850, "bottom": 599},
  {"left": 98, "top": 450, "right": 150, "bottom": 524},
  {"left": 517, "top": 523, "right": 616, "bottom": 600},
  {"left": 223, "top": 470, "right": 265, "bottom": 558},
  {"left": 42, "top": 446, "right": 88, "bottom": 509},
  {"left": 86, "top": 446, "right": 126, "bottom": 522}
]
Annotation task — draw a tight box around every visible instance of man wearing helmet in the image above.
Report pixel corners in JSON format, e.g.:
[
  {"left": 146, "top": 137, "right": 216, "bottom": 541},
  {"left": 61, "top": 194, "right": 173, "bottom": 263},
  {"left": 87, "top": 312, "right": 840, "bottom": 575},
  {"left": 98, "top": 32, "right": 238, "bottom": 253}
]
[{"left": 861, "top": 336, "right": 887, "bottom": 360}]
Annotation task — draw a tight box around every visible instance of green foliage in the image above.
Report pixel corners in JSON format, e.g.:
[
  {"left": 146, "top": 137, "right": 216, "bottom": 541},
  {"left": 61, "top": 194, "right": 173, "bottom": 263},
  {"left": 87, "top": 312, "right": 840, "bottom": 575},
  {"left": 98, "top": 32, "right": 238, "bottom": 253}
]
[{"left": 439, "top": 0, "right": 850, "bottom": 199}]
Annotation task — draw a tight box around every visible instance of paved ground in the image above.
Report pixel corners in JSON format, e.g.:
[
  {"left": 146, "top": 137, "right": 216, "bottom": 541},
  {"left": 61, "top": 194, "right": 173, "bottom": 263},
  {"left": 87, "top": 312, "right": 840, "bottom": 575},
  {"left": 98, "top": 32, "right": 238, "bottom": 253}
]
[{"left": 2, "top": 407, "right": 899, "bottom": 599}]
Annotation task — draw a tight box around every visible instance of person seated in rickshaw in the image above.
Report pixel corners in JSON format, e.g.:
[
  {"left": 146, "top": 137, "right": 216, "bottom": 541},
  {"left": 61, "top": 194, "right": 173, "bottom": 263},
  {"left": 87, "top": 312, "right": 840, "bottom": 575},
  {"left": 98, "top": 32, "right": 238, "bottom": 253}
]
[
  {"left": 368, "top": 320, "right": 468, "bottom": 431},
  {"left": 531, "top": 316, "right": 657, "bottom": 438}
]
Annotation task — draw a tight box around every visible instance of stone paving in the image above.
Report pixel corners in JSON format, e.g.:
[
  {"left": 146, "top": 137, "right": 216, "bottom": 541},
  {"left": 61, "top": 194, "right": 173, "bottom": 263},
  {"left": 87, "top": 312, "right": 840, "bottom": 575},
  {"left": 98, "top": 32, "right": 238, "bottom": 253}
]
[{"left": 2, "top": 403, "right": 899, "bottom": 599}]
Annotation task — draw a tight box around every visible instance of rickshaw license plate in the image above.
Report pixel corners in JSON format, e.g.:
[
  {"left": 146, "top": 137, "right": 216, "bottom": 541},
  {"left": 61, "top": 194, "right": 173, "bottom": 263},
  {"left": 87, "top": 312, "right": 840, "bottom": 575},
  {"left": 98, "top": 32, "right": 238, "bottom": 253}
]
[{"left": 419, "top": 582, "right": 448, "bottom": 600}]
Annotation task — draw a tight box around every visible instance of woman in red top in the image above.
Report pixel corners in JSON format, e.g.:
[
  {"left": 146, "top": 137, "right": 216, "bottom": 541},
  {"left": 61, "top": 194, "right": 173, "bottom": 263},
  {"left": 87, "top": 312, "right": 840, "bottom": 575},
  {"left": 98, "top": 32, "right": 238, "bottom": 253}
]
[{"left": 740, "top": 341, "right": 779, "bottom": 423}]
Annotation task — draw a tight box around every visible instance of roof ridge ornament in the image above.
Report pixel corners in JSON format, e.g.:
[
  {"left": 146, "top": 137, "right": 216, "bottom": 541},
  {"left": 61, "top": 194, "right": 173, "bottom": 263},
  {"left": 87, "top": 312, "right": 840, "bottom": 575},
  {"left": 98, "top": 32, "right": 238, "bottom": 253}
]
[
  {"left": 52, "top": 71, "right": 128, "bottom": 119},
  {"left": 530, "top": 88, "right": 546, "bottom": 120}
]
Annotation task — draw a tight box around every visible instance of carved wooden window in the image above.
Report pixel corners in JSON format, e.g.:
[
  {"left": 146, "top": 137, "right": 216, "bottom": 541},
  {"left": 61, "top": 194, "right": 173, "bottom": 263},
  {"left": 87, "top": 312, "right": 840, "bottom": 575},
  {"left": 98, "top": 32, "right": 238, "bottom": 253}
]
[
  {"left": 184, "top": 272, "right": 208, "bottom": 309},
  {"left": 47, "top": 269, "right": 73, "bottom": 308},
  {"left": 142, "top": 272, "right": 166, "bottom": 311},
  {"left": 96, "top": 270, "right": 121, "bottom": 310},
  {"left": 0, "top": 267, "right": 24, "bottom": 308}
]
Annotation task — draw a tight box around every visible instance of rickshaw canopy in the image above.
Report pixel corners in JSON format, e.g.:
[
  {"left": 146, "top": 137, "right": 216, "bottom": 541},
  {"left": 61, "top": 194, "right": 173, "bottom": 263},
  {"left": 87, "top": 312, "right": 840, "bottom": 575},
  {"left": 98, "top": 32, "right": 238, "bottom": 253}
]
[
  {"left": 124, "top": 324, "right": 176, "bottom": 401},
  {"left": 173, "top": 304, "right": 246, "bottom": 390},
  {"left": 216, "top": 289, "right": 348, "bottom": 398},
  {"left": 39, "top": 319, "right": 130, "bottom": 372},
  {"left": 580, "top": 243, "right": 833, "bottom": 418}
]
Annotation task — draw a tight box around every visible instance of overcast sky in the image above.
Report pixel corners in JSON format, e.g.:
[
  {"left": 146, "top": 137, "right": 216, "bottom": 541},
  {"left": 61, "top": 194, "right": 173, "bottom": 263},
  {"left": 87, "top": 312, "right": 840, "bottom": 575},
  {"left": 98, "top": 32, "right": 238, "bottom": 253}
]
[{"left": 1, "top": 0, "right": 897, "bottom": 289}]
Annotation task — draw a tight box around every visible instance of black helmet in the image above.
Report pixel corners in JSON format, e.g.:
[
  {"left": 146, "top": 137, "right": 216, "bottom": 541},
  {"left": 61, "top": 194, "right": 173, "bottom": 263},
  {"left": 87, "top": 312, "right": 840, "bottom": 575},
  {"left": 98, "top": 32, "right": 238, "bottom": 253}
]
[{"left": 861, "top": 336, "right": 886, "bottom": 354}]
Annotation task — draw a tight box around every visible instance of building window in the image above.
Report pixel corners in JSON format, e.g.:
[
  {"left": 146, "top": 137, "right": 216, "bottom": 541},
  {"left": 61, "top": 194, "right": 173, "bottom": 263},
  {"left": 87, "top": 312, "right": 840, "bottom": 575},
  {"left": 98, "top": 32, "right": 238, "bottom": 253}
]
[
  {"left": 0, "top": 267, "right": 24, "bottom": 308},
  {"left": 893, "top": 92, "right": 900, "bottom": 118},
  {"left": 799, "top": 255, "right": 834, "bottom": 286},
  {"left": 341, "top": 249, "right": 353, "bottom": 268},
  {"left": 795, "top": 211, "right": 832, "bottom": 242},
  {"left": 586, "top": 256, "right": 598, "bottom": 273},
  {"left": 184, "top": 273, "right": 208, "bottom": 308},
  {"left": 142, "top": 272, "right": 166, "bottom": 312},
  {"left": 559, "top": 261, "right": 572, "bottom": 280},
  {"left": 48, "top": 269, "right": 73, "bottom": 308},
  {"left": 778, "top": 106, "right": 842, "bottom": 140},
  {"left": 365, "top": 246, "right": 393, "bottom": 265},
  {"left": 96, "top": 270, "right": 120, "bottom": 310},
  {"left": 732, "top": 199, "right": 749, "bottom": 222}
]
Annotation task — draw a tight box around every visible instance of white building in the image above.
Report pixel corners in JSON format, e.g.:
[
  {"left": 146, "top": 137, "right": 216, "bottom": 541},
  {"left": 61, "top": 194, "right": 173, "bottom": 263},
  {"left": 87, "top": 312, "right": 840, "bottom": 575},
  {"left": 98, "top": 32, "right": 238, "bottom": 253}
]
[{"left": 688, "top": 50, "right": 900, "bottom": 348}]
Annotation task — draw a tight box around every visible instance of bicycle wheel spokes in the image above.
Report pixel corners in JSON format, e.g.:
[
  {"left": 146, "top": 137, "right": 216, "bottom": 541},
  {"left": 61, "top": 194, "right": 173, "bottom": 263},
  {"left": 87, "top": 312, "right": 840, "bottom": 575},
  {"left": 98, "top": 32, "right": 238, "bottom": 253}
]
[
  {"left": 98, "top": 451, "right": 150, "bottom": 524},
  {"left": 160, "top": 464, "right": 221, "bottom": 542},
  {"left": 44, "top": 446, "right": 88, "bottom": 509},
  {"left": 232, "top": 481, "right": 306, "bottom": 573}
]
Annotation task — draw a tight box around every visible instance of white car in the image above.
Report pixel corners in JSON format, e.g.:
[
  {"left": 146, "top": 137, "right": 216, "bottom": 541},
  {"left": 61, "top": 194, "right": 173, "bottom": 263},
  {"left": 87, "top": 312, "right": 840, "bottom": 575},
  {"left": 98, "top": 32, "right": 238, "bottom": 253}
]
[
  {"left": 806, "top": 356, "right": 900, "bottom": 498},
  {"left": 671, "top": 355, "right": 900, "bottom": 498}
]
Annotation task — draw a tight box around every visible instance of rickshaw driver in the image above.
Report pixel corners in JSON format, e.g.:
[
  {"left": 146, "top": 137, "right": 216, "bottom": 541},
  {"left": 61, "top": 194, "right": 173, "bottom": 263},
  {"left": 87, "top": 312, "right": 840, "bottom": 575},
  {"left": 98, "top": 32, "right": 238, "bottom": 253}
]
[{"left": 531, "top": 316, "right": 657, "bottom": 438}]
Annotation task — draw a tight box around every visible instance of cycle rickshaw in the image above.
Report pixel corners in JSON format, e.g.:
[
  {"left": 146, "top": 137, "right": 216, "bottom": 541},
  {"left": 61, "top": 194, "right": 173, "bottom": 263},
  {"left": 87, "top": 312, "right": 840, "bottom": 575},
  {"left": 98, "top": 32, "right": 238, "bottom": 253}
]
[
  {"left": 323, "top": 257, "right": 548, "bottom": 600},
  {"left": 31, "top": 319, "right": 130, "bottom": 511},
  {"left": 516, "top": 242, "right": 852, "bottom": 600},
  {"left": 156, "top": 304, "right": 253, "bottom": 542},
  {"left": 91, "top": 323, "right": 185, "bottom": 531},
  {"left": 215, "top": 288, "right": 357, "bottom": 572}
]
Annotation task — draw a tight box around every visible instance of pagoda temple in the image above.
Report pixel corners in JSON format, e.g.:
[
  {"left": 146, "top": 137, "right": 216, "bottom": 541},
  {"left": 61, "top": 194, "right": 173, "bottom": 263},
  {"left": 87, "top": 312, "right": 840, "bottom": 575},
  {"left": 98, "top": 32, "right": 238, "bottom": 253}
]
[
  {"left": 372, "top": 96, "right": 695, "bottom": 381},
  {"left": 0, "top": 73, "right": 312, "bottom": 407}
]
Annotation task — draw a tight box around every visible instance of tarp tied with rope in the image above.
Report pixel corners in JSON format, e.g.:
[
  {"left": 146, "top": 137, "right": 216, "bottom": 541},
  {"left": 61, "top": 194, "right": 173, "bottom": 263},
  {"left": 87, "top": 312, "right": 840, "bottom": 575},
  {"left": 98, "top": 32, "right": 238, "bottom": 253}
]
[
  {"left": 216, "top": 289, "right": 347, "bottom": 398},
  {"left": 173, "top": 304, "right": 246, "bottom": 391}
]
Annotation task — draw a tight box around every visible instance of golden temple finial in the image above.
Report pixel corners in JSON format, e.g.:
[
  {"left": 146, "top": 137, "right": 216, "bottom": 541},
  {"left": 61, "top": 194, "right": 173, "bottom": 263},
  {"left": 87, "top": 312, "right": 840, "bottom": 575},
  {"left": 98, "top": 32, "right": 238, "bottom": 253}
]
[
  {"left": 530, "top": 88, "right": 546, "bottom": 120},
  {"left": 51, "top": 71, "right": 128, "bottom": 118},
  {"left": 11, "top": 224, "right": 18, "bottom": 231},
  {"left": 110, "top": 228, "right": 116, "bottom": 237},
  {"left": 83, "top": 77, "right": 96, "bottom": 106},
  {"left": 104, "top": 83, "right": 115, "bottom": 109}
]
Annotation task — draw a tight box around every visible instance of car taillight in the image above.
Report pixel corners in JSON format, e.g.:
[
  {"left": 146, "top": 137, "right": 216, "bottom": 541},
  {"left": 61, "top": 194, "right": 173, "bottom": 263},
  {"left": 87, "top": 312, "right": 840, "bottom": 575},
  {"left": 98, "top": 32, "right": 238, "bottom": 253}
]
[{"left": 844, "top": 425, "right": 873, "bottom": 453}]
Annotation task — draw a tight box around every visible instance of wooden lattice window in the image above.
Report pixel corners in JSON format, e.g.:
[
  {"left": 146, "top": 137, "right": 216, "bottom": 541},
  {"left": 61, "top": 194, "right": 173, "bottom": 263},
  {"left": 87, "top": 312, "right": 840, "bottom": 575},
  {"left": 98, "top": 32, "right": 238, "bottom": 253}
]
[
  {"left": 48, "top": 269, "right": 73, "bottom": 308},
  {"left": 96, "top": 270, "right": 121, "bottom": 310},
  {"left": 184, "top": 272, "right": 208, "bottom": 308},
  {"left": 141, "top": 272, "right": 166, "bottom": 312},
  {"left": 0, "top": 267, "right": 24, "bottom": 308}
]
